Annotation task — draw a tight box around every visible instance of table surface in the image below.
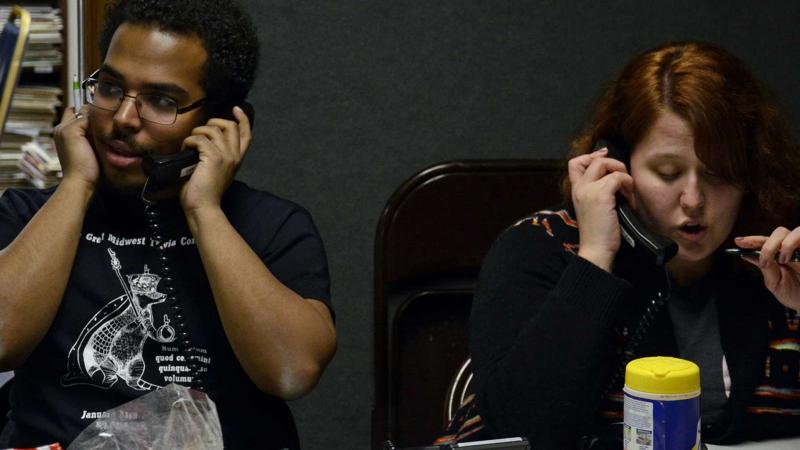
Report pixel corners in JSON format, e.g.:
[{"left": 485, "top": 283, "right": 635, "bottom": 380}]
[{"left": 707, "top": 436, "right": 800, "bottom": 449}]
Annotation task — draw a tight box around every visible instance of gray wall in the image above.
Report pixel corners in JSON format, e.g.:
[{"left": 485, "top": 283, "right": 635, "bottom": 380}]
[{"left": 236, "top": 1, "right": 800, "bottom": 448}]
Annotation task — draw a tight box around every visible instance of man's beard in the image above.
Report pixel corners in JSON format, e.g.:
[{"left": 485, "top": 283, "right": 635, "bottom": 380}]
[
  {"left": 97, "top": 130, "right": 155, "bottom": 197},
  {"left": 97, "top": 174, "right": 142, "bottom": 197}
]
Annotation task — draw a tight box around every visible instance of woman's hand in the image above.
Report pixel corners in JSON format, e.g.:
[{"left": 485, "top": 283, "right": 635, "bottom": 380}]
[
  {"left": 568, "top": 147, "right": 634, "bottom": 272},
  {"left": 735, "top": 226, "right": 800, "bottom": 311}
]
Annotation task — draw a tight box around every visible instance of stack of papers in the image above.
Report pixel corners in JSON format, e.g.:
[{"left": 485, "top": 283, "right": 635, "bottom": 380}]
[
  {"left": 1, "top": 85, "right": 63, "bottom": 191},
  {"left": 0, "top": 151, "right": 27, "bottom": 191},
  {"left": 0, "top": 5, "right": 64, "bottom": 73},
  {"left": 0, "top": 6, "right": 63, "bottom": 192},
  {"left": 5, "top": 85, "right": 62, "bottom": 136},
  {"left": 17, "top": 139, "right": 61, "bottom": 188}
]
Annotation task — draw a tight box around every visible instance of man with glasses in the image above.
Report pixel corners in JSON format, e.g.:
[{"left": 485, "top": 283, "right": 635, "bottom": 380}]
[{"left": 0, "top": 1, "right": 335, "bottom": 449}]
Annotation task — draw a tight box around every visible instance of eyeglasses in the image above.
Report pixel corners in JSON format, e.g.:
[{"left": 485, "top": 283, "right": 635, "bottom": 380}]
[{"left": 82, "top": 70, "right": 206, "bottom": 125}]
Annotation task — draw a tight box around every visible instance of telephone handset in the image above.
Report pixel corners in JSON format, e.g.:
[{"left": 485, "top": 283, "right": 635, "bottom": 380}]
[
  {"left": 141, "top": 101, "right": 255, "bottom": 188},
  {"left": 596, "top": 137, "right": 678, "bottom": 266}
]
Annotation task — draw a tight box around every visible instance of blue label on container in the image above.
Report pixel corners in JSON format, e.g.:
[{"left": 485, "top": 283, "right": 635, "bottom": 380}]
[{"left": 623, "top": 392, "right": 700, "bottom": 450}]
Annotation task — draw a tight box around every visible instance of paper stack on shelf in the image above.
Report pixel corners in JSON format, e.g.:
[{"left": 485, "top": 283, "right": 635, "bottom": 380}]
[
  {"left": 0, "top": 5, "right": 64, "bottom": 73},
  {"left": 1, "top": 84, "right": 62, "bottom": 190},
  {"left": 0, "top": 150, "right": 27, "bottom": 190},
  {"left": 0, "top": 5, "right": 63, "bottom": 193},
  {"left": 18, "top": 139, "right": 61, "bottom": 188},
  {"left": 6, "top": 85, "right": 62, "bottom": 136}
]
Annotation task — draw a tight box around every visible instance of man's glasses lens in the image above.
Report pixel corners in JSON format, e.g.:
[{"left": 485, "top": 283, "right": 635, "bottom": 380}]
[{"left": 83, "top": 79, "right": 179, "bottom": 125}]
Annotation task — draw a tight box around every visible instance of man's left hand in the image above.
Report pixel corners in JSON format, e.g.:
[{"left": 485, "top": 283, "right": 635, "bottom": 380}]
[{"left": 180, "top": 106, "right": 252, "bottom": 212}]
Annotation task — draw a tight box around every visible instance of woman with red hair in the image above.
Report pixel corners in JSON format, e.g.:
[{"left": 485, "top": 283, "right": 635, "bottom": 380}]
[{"left": 465, "top": 41, "right": 800, "bottom": 448}]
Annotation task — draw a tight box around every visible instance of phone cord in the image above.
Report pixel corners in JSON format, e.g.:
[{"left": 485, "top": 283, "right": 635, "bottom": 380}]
[
  {"left": 601, "top": 286, "right": 669, "bottom": 401},
  {"left": 580, "top": 267, "right": 672, "bottom": 449},
  {"left": 143, "top": 198, "right": 205, "bottom": 392}
]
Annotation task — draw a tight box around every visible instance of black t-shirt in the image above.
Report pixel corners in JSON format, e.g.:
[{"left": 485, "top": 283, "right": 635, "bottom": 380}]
[{"left": 0, "top": 181, "right": 332, "bottom": 449}]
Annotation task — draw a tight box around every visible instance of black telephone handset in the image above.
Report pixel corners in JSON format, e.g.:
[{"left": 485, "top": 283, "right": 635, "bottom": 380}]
[
  {"left": 597, "top": 137, "right": 678, "bottom": 266},
  {"left": 141, "top": 101, "right": 255, "bottom": 188}
]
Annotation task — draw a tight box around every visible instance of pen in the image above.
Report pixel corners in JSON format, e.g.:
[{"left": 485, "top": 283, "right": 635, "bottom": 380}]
[
  {"left": 725, "top": 248, "right": 800, "bottom": 263},
  {"left": 72, "top": 74, "right": 82, "bottom": 110}
]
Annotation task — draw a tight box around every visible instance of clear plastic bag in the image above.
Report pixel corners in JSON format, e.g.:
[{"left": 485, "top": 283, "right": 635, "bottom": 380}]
[{"left": 67, "top": 383, "right": 223, "bottom": 450}]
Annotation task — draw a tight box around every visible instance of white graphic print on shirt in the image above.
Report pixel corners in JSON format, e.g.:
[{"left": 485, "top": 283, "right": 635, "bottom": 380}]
[{"left": 61, "top": 248, "right": 177, "bottom": 391}]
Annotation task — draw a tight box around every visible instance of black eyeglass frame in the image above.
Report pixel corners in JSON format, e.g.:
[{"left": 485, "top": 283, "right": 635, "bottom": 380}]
[{"left": 81, "top": 69, "right": 206, "bottom": 125}]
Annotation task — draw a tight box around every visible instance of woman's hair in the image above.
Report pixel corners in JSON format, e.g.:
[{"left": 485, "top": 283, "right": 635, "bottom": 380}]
[{"left": 562, "top": 41, "right": 800, "bottom": 234}]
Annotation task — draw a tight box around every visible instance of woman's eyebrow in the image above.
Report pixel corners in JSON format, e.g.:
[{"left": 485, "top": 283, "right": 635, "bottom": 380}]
[{"left": 647, "top": 152, "right": 683, "bottom": 162}]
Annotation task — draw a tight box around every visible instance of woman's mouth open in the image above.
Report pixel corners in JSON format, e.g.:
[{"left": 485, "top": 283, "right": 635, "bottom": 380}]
[{"left": 677, "top": 223, "right": 708, "bottom": 243}]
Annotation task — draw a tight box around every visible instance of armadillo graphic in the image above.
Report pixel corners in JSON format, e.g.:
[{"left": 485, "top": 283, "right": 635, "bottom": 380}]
[{"left": 61, "top": 249, "right": 176, "bottom": 391}]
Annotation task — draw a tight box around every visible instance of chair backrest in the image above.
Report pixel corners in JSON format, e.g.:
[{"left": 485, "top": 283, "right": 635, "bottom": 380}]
[
  {"left": 373, "top": 159, "right": 563, "bottom": 448},
  {"left": 445, "top": 358, "right": 473, "bottom": 423}
]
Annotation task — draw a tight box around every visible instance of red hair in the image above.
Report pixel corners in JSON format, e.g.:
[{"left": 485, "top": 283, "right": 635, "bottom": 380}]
[{"left": 563, "top": 41, "right": 800, "bottom": 234}]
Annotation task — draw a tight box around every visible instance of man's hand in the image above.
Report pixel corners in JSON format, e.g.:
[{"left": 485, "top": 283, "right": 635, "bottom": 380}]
[
  {"left": 735, "top": 227, "right": 800, "bottom": 311},
  {"left": 180, "top": 106, "right": 252, "bottom": 212},
  {"left": 53, "top": 106, "right": 100, "bottom": 192},
  {"left": 1, "top": 108, "right": 97, "bottom": 369}
]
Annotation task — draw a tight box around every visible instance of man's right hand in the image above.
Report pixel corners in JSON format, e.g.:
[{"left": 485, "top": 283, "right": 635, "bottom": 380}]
[
  {"left": 53, "top": 106, "right": 99, "bottom": 192},
  {"left": 1, "top": 106, "right": 99, "bottom": 369}
]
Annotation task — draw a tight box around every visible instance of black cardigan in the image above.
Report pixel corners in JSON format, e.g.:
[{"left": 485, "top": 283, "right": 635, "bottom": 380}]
[{"left": 469, "top": 208, "right": 800, "bottom": 448}]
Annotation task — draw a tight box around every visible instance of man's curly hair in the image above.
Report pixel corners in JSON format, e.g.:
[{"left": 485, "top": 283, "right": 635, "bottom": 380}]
[{"left": 99, "top": 0, "right": 259, "bottom": 115}]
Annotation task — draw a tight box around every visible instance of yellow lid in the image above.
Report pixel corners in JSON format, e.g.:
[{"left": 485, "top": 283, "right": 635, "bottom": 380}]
[{"left": 625, "top": 356, "right": 700, "bottom": 394}]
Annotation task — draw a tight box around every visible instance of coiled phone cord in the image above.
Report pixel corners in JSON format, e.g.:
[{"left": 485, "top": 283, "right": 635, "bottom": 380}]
[
  {"left": 580, "top": 267, "right": 672, "bottom": 449},
  {"left": 142, "top": 179, "right": 205, "bottom": 392},
  {"left": 601, "top": 276, "right": 670, "bottom": 401}
]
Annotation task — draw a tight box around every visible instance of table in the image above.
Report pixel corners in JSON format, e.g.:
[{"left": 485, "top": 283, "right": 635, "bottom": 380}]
[{"left": 707, "top": 437, "right": 800, "bottom": 449}]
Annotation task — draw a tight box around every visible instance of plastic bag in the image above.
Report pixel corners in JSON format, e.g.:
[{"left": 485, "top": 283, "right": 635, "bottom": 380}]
[{"left": 67, "top": 383, "right": 223, "bottom": 450}]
